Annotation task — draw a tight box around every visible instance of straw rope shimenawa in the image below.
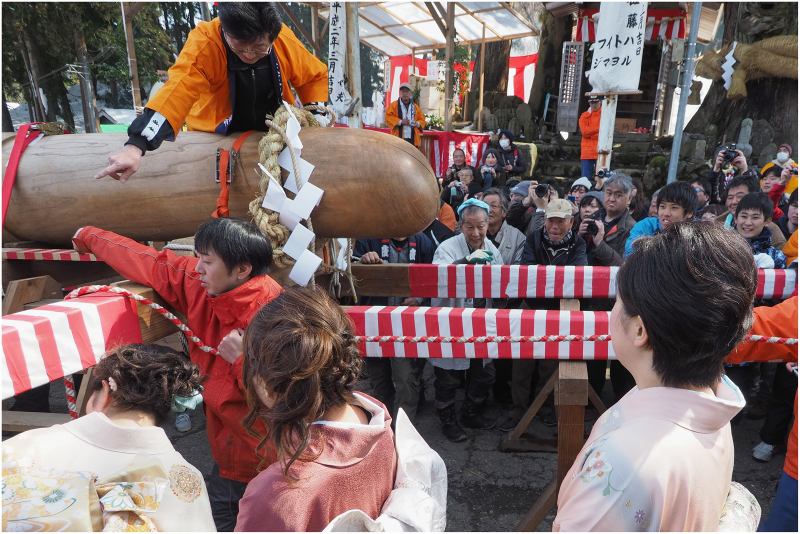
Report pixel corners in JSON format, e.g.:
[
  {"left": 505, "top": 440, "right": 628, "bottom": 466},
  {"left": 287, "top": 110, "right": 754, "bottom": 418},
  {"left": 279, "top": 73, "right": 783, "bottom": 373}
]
[{"left": 249, "top": 104, "right": 336, "bottom": 270}]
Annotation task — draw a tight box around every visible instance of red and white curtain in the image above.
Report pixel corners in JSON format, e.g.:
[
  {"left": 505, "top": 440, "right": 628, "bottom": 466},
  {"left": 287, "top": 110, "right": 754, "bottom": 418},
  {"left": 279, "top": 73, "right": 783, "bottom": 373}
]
[
  {"left": 576, "top": 8, "right": 686, "bottom": 43},
  {"left": 385, "top": 53, "right": 538, "bottom": 108}
]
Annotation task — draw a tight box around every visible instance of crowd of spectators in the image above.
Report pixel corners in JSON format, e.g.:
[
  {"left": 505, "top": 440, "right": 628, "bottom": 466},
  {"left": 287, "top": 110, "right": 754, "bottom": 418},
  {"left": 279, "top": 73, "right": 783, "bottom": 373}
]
[{"left": 355, "top": 140, "right": 798, "bottom": 530}]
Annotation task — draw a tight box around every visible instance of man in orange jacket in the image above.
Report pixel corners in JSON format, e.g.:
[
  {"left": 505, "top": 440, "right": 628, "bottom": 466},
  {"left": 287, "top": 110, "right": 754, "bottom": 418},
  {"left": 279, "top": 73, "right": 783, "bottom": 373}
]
[
  {"left": 727, "top": 296, "right": 797, "bottom": 532},
  {"left": 96, "top": 3, "right": 328, "bottom": 182},
  {"left": 385, "top": 82, "right": 426, "bottom": 148},
  {"left": 578, "top": 96, "right": 602, "bottom": 182},
  {"left": 73, "top": 218, "right": 282, "bottom": 531}
]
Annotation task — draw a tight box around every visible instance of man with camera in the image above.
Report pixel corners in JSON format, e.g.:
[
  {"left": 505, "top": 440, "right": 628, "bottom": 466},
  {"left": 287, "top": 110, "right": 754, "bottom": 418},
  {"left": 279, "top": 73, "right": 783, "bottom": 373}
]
[
  {"left": 579, "top": 173, "right": 637, "bottom": 267},
  {"left": 506, "top": 180, "right": 559, "bottom": 236},
  {"left": 708, "top": 145, "right": 753, "bottom": 203}
]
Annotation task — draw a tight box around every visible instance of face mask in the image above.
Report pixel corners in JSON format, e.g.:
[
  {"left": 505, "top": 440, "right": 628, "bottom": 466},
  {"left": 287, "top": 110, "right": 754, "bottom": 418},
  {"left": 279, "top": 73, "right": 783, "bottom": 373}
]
[
  {"left": 499, "top": 139, "right": 510, "bottom": 149},
  {"left": 777, "top": 151, "right": 789, "bottom": 163}
]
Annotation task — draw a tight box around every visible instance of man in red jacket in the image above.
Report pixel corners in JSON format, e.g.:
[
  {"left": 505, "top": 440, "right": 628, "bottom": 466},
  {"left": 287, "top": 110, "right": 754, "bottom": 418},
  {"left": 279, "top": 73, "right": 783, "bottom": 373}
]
[
  {"left": 727, "top": 296, "right": 797, "bottom": 532},
  {"left": 73, "top": 218, "right": 282, "bottom": 531}
]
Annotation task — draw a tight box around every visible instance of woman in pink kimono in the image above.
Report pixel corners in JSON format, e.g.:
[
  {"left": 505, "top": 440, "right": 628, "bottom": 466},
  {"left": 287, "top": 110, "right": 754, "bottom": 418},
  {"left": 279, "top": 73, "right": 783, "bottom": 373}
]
[
  {"left": 235, "top": 287, "right": 397, "bottom": 532},
  {"left": 2, "top": 344, "right": 215, "bottom": 531},
  {"left": 555, "top": 222, "right": 755, "bottom": 531}
]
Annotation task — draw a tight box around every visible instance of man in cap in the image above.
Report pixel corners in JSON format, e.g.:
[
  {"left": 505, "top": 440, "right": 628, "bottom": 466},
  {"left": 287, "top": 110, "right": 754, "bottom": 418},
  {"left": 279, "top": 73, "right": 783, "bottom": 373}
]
[
  {"left": 385, "top": 81, "right": 426, "bottom": 148},
  {"left": 499, "top": 197, "right": 588, "bottom": 432},
  {"left": 579, "top": 96, "right": 602, "bottom": 181}
]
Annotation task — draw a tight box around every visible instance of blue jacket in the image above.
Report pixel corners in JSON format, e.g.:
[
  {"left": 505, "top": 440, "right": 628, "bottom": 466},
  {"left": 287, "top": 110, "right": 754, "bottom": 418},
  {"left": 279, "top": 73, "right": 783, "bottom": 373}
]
[{"left": 624, "top": 216, "right": 661, "bottom": 257}]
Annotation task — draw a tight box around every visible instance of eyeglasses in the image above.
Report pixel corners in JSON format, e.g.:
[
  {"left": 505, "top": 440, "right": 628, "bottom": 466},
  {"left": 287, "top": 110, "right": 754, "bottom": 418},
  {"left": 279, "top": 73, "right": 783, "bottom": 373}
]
[
  {"left": 224, "top": 33, "right": 272, "bottom": 57},
  {"left": 693, "top": 186, "right": 706, "bottom": 194}
]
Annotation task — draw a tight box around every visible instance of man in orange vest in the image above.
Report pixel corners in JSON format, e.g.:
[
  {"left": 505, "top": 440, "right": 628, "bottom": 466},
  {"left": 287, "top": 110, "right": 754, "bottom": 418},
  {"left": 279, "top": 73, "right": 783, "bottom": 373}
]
[
  {"left": 96, "top": 3, "right": 328, "bottom": 182},
  {"left": 578, "top": 96, "right": 602, "bottom": 181},
  {"left": 385, "top": 82, "right": 426, "bottom": 148}
]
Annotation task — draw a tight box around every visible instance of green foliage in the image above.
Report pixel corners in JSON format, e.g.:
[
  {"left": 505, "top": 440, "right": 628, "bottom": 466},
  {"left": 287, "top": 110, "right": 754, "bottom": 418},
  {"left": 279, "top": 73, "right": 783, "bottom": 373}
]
[{"left": 2, "top": 2, "right": 175, "bottom": 117}]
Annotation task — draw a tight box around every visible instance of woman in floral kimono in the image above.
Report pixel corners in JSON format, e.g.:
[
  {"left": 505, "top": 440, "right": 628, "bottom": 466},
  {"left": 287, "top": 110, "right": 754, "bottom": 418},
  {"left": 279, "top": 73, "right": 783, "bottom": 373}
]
[
  {"left": 2, "top": 344, "right": 216, "bottom": 532},
  {"left": 554, "top": 222, "right": 755, "bottom": 531}
]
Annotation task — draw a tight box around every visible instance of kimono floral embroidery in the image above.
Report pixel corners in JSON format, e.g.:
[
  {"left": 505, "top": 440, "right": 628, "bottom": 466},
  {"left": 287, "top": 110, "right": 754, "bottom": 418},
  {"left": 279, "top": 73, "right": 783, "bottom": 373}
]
[
  {"left": 634, "top": 509, "right": 647, "bottom": 525},
  {"left": 578, "top": 448, "right": 622, "bottom": 496}
]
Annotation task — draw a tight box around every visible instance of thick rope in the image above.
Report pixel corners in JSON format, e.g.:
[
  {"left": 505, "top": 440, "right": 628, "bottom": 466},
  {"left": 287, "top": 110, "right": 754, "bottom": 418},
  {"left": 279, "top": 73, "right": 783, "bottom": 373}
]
[
  {"left": 66, "top": 285, "right": 219, "bottom": 355},
  {"left": 63, "top": 375, "right": 78, "bottom": 419},
  {"left": 354, "top": 334, "right": 799, "bottom": 345},
  {"left": 250, "top": 104, "right": 337, "bottom": 271}
]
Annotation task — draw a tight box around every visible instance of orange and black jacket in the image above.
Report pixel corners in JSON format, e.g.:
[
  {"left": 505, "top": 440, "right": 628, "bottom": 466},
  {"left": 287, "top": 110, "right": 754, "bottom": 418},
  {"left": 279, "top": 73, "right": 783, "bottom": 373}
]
[{"left": 126, "top": 18, "right": 327, "bottom": 154}]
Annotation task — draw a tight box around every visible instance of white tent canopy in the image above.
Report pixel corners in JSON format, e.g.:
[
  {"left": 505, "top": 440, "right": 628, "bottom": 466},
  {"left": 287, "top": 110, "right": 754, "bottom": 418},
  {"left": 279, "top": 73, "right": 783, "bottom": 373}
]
[{"left": 318, "top": 2, "right": 538, "bottom": 57}]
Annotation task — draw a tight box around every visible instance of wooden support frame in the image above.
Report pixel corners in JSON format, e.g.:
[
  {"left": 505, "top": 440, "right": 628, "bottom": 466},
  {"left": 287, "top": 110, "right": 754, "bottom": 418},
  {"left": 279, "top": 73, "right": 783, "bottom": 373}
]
[{"left": 2, "top": 279, "right": 178, "bottom": 433}]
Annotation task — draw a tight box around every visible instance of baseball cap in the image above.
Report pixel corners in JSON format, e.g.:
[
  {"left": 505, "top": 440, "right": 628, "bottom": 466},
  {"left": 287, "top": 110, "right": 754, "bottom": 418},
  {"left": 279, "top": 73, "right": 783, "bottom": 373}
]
[
  {"left": 511, "top": 180, "right": 531, "bottom": 197},
  {"left": 588, "top": 95, "right": 600, "bottom": 103},
  {"left": 544, "top": 199, "right": 574, "bottom": 219},
  {"left": 399, "top": 82, "right": 412, "bottom": 91}
]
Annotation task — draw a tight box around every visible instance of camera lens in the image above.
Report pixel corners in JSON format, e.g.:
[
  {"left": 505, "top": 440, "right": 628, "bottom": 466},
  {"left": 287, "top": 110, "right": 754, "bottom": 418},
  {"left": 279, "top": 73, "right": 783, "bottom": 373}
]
[{"left": 535, "top": 184, "right": 549, "bottom": 198}]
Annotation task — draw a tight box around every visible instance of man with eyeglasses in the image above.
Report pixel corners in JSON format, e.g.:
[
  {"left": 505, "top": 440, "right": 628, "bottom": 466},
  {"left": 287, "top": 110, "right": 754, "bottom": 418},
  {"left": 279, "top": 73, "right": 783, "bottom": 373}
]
[
  {"left": 96, "top": 2, "right": 327, "bottom": 182},
  {"left": 690, "top": 177, "right": 712, "bottom": 219}
]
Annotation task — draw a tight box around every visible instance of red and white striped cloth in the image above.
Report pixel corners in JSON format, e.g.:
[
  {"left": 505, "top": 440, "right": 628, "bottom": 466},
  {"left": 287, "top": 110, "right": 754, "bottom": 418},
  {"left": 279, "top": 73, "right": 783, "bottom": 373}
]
[
  {"left": 408, "top": 265, "right": 797, "bottom": 301},
  {"left": 349, "top": 306, "right": 614, "bottom": 360},
  {"left": 576, "top": 8, "right": 686, "bottom": 43},
  {"left": 3, "top": 248, "right": 98, "bottom": 262},
  {"left": 1, "top": 292, "right": 141, "bottom": 399}
]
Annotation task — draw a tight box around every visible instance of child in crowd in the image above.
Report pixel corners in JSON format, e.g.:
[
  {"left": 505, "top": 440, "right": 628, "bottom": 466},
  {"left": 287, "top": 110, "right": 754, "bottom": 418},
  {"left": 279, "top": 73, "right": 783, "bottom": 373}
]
[
  {"left": 624, "top": 181, "right": 696, "bottom": 256},
  {"left": 2, "top": 345, "right": 215, "bottom": 532},
  {"left": 236, "top": 287, "right": 397, "bottom": 532},
  {"left": 735, "top": 192, "right": 787, "bottom": 269},
  {"left": 555, "top": 222, "right": 755, "bottom": 530},
  {"left": 480, "top": 149, "right": 502, "bottom": 189}
]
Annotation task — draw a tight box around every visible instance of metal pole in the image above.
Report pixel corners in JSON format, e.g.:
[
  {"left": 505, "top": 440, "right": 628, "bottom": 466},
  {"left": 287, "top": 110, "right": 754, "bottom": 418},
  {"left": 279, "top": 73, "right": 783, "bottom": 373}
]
[{"left": 667, "top": 2, "right": 702, "bottom": 183}]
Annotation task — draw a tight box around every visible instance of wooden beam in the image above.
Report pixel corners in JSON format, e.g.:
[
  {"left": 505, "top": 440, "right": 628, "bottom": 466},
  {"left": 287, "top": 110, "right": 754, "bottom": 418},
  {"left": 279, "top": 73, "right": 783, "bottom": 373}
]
[
  {"left": 121, "top": 2, "right": 143, "bottom": 111},
  {"left": 2, "top": 411, "right": 71, "bottom": 433},
  {"left": 348, "top": 264, "right": 411, "bottom": 297},
  {"left": 110, "top": 281, "right": 179, "bottom": 342},
  {"left": 424, "top": 2, "right": 449, "bottom": 38},
  {"left": 3, "top": 276, "right": 62, "bottom": 315},
  {"left": 444, "top": 2, "right": 455, "bottom": 132},
  {"left": 478, "top": 23, "right": 486, "bottom": 131}
]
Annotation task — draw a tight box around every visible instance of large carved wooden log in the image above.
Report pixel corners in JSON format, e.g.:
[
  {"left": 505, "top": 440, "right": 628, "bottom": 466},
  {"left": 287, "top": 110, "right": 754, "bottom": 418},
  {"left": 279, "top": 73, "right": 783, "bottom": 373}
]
[{"left": 2, "top": 129, "right": 439, "bottom": 246}]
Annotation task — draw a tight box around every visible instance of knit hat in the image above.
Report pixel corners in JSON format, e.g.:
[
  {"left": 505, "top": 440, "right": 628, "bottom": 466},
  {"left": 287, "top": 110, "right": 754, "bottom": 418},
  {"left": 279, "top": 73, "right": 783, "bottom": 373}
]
[
  {"left": 511, "top": 180, "right": 531, "bottom": 197},
  {"left": 457, "top": 197, "right": 490, "bottom": 217},
  {"left": 570, "top": 176, "right": 593, "bottom": 192},
  {"left": 779, "top": 143, "right": 793, "bottom": 156},
  {"left": 582, "top": 191, "right": 605, "bottom": 204}
]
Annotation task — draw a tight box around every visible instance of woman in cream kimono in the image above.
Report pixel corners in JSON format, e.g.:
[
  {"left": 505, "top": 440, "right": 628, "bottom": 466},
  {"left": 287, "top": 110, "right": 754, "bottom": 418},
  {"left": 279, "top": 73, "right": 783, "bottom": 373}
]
[
  {"left": 2, "top": 344, "right": 215, "bottom": 532},
  {"left": 554, "top": 223, "right": 754, "bottom": 531}
]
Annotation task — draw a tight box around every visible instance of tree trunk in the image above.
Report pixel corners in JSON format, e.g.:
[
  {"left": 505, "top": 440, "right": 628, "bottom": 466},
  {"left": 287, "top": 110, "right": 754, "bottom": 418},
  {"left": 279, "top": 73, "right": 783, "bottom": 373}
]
[
  {"left": 20, "top": 26, "right": 47, "bottom": 122},
  {"left": 74, "top": 27, "right": 98, "bottom": 133},
  {"left": 2, "top": 90, "right": 14, "bottom": 132},
  {"left": 527, "top": 9, "right": 572, "bottom": 120},
  {"left": 470, "top": 40, "right": 511, "bottom": 94},
  {"left": 684, "top": 2, "right": 798, "bottom": 164},
  {"left": 188, "top": 2, "right": 196, "bottom": 29}
]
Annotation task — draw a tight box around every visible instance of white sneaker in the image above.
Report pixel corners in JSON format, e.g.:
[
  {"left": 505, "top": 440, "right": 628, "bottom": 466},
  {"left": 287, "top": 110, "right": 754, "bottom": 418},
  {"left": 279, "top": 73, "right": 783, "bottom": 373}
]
[
  {"left": 175, "top": 412, "right": 192, "bottom": 433},
  {"left": 752, "top": 441, "right": 774, "bottom": 462}
]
